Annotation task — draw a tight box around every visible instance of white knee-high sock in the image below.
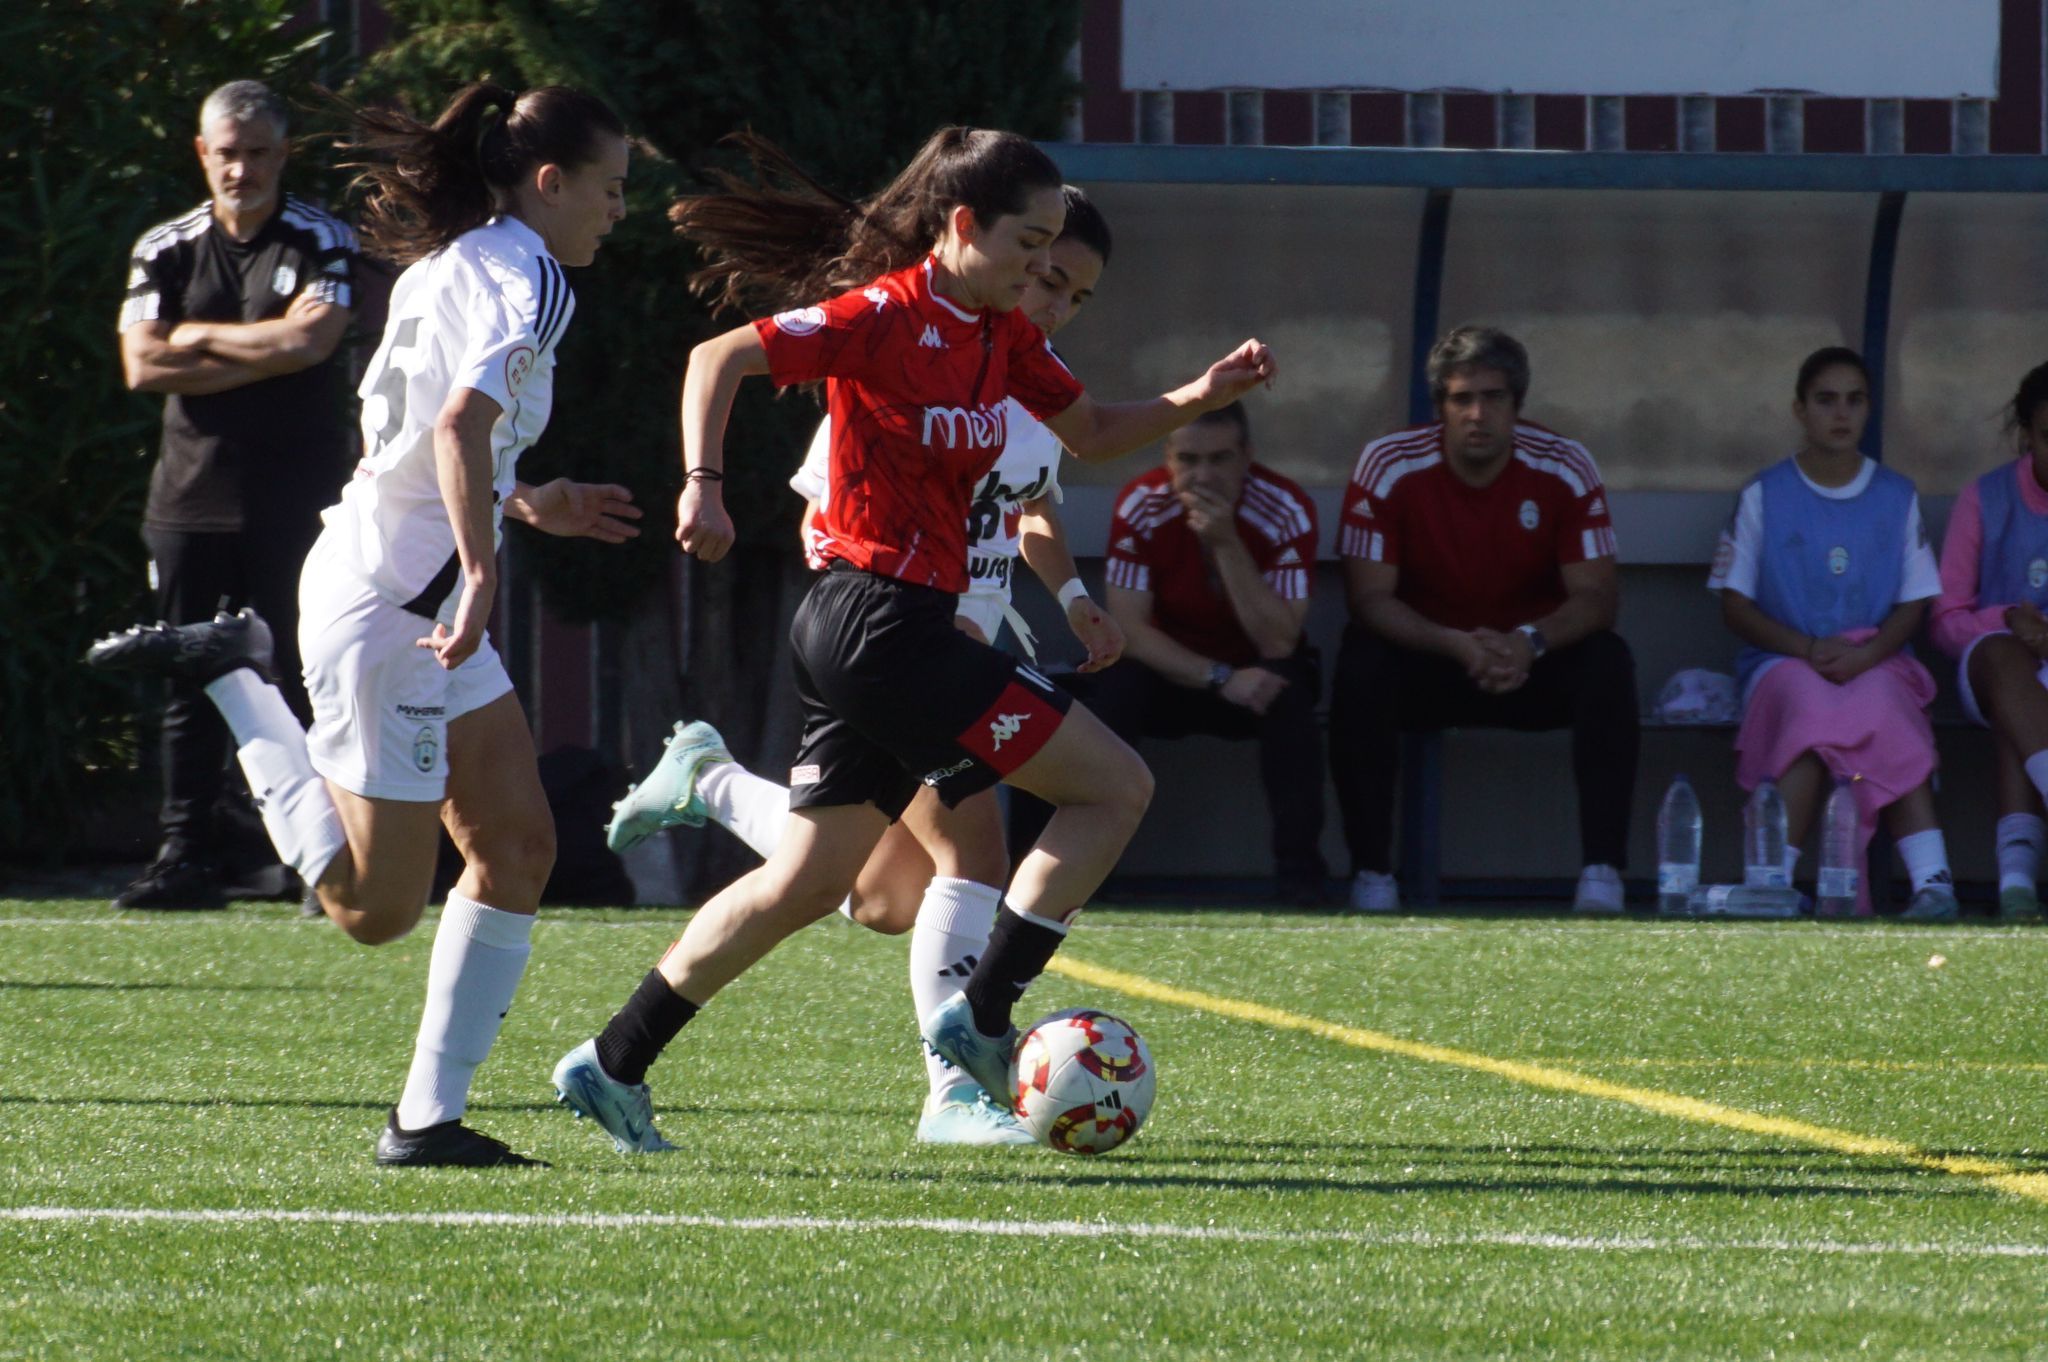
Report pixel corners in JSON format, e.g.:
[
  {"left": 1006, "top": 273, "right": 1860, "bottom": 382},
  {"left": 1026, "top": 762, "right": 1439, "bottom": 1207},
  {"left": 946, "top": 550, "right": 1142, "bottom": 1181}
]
[
  {"left": 1997, "top": 813, "right": 2046, "bottom": 893},
  {"left": 394, "top": 893, "right": 534, "bottom": 1130},
  {"left": 696, "top": 762, "right": 790, "bottom": 860},
  {"left": 1896, "top": 829, "right": 1953, "bottom": 893},
  {"left": 910, "top": 877, "right": 1002, "bottom": 1097},
  {"left": 203, "top": 669, "right": 346, "bottom": 885}
]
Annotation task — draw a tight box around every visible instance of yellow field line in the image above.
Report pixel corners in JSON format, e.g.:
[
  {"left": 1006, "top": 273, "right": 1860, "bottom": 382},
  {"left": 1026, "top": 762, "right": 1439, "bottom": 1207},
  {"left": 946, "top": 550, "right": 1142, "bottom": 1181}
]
[{"left": 1046, "top": 956, "right": 2048, "bottom": 1205}]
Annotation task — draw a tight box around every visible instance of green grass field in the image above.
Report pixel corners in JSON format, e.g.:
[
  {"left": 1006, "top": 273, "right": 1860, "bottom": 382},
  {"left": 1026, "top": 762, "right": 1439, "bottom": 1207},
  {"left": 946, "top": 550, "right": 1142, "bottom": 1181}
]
[{"left": 5, "top": 899, "right": 2048, "bottom": 1360}]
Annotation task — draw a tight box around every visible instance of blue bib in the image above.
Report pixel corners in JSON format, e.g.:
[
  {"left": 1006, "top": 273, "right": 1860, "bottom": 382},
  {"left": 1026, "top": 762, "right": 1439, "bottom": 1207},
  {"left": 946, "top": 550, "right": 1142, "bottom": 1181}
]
[
  {"left": 1736, "top": 458, "right": 1916, "bottom": 692},
  {"left": 1973, "top": 461, "right": 2048, "bottom": 610}
]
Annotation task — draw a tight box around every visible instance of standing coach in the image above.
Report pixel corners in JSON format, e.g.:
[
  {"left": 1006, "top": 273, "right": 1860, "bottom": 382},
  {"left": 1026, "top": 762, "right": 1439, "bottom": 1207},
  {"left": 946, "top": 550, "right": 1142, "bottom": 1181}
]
[{"left": 115, "top": 80, "right": 357, "bottom": 909}]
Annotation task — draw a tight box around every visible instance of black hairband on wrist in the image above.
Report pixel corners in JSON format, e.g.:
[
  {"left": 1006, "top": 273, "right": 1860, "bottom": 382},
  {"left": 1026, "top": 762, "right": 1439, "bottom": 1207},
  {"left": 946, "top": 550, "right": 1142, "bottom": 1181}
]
[{"left": 684, "top": 468, "right": 725, "bottom": 483}]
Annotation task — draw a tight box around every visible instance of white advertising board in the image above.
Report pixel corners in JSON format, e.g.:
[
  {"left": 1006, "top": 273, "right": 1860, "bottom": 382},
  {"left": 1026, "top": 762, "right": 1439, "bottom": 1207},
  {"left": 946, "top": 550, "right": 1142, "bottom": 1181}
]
[{"left": 1122, "top": 1, "right": 2000, "bottom": 98}]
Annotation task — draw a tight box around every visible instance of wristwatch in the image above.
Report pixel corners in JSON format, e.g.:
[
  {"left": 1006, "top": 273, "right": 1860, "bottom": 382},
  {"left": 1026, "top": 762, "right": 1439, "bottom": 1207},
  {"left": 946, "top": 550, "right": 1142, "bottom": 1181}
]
[
  {"left": 1207, "top": 662, "right": 1234, "bottom": 692},
  {"left": 1516, "top": 623, "right": 1548, "bottom": 661}
]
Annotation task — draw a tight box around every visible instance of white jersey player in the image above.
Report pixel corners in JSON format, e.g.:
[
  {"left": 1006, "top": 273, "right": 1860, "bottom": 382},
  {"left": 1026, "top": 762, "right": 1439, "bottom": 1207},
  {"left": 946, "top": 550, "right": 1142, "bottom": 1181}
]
[
  {"left": 602, "top": 186, "right": 1126, "bottom": 1147},
  {"left": 88, "top": 82, "right": 640, "bottom": 1167}
]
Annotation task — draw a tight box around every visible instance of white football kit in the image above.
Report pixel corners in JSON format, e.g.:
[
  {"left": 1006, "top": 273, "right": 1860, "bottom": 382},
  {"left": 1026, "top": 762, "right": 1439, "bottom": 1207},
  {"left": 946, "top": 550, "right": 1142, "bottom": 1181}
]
[
  {"left": 791, "top": 396, "right": 1065, "bottom": 652},
  {"left": 302, "top": 216, "right": 574, "bottom": 800}
]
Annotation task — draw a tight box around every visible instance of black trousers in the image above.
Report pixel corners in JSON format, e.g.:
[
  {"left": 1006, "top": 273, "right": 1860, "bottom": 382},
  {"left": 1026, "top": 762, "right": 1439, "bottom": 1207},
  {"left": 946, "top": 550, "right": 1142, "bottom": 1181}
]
[
  {"left": 142, "top": 521, "right": 319, "bottom": 856},
  {"left": 1014, "top": 647, "right": 1327, "bottom": 883},
  {"left": 1327, "top": 626, "right": 1639, "bottom": 875}
]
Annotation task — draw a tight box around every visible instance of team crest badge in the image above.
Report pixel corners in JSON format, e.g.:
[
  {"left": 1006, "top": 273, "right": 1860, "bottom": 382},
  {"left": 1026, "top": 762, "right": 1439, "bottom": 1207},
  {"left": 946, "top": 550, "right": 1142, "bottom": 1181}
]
[
  {"left": 2030, "top": 558, "right": 2048, "bottom": 591},
  {"left": 1828, "top": 546, "right": 1850, "bottom": 576},
  {"left": 1518, "top": 499, "right": 1539, "bottom": 531},
  {"left": 412, "top": 725, "right": 439, "bottom": 774},
  {"left": 270, "top": 263, "right": 297, "bottom": 296},
  {"left": 505, "top": 345, "right": 535, "bottom": 394},
  {"left": 773, "top": 305, "right": 827, "bottom": 336}
]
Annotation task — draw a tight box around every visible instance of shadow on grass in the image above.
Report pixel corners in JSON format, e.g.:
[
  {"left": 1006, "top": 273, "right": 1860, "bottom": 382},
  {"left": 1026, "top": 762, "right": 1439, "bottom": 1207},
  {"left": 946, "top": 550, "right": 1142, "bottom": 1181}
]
[{"left": 0, "top": 980, "right": 325, "bottom": 993}]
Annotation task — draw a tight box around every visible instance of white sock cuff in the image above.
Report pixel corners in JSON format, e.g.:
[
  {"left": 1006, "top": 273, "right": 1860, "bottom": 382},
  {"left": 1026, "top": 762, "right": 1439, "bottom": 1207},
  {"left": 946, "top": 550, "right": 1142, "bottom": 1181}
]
[
  {"left": 917, "top": 877, "right": 1002, "bottom": 937},
  {"left": 442, "top": 892, "right": 535, "bottom": 950},
  {"left": 1895, "top": 828, "right": 1946, "bottom": 858},
  {"left": 695, "top": 760, "right": 743, "bottom": 803},
  {"left": 203, "top": 667, "right": 292, "bottom": 744},
  {"left": 1997, "top": 813, "right": 2048, "bottom": 844},
  {"left": 1003, "top": 900, "right": 1071, "bottom": 937}
]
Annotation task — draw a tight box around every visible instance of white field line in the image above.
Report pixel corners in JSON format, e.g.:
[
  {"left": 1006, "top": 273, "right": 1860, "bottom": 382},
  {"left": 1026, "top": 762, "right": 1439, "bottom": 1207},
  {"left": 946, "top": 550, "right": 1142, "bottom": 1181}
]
[{"left": 7, "top": 1205, "right": 2048, "bottom": 1261}]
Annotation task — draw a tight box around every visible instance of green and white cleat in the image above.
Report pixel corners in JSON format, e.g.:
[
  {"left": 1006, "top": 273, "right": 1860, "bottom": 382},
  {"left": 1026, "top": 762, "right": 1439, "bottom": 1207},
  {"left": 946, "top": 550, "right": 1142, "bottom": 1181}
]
[
  {"left": 606, "top": 720, "right": 734, "bottom": 853},
  {"left": 916, "top": 1080, "right": 1035, "bottom": 1147},
  {"left": 921, "top": 991, "right": 1019, "bottom": 1112}
]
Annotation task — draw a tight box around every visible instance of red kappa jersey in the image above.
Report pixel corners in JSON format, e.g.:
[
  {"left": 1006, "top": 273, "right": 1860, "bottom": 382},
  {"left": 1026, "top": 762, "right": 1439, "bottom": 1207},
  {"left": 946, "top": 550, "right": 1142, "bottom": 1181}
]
[
  {"left": 754, "top": 258, "right": 1083, "bottom": 593},
  {"left": 1338, "top": 421, "right": 1616, "bottom": 631},
  {"left": 1104, "top": 463, "right": 1318, "bottom": 667}
]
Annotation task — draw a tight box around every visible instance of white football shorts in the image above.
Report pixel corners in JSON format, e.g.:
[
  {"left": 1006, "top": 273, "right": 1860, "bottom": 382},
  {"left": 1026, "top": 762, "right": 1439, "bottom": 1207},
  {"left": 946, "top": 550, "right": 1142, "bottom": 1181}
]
[{"left": 298, "top": 530, "right": 514, "bottom": 802}]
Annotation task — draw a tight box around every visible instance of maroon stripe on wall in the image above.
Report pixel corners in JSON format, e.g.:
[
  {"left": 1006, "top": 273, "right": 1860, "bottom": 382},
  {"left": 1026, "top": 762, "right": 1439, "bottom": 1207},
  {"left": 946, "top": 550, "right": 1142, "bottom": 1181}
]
[
  {"left": 1990, "top": 0, "right": 2044, "bottom": 153},
  {"left": 1533, "top": 95, "right": 1586, "bottom": 150},
  {"left": 1715, "top": 97, "right": 1767, "bottom": 152},
  {"left": 1443, "top": 93, "right": 1497, "bottom": 148},
  {"left": 1080, "top": 0, "right": 1134, "bottom": 143},
  {"left": 1173, "top": 92, "right": 1226, "bottom": 144},
  {"left": 1264, "top": 90, "right": 1314, "bottom": 146},
  {"left": 1903, "top": 99, "right": 1953, "bottom": 153},
  {"left": 1803, "top": 98, "right": 1867, "bottom": 153},
  {"left": 1351, "top": 92, "right": 1407, "bottom": 146},
  {"left": 1624, "top": 96, "right": 1678, "bottom": 150},
  {"left": 536, "top": 605, "right": 592, "bottom": 750}
]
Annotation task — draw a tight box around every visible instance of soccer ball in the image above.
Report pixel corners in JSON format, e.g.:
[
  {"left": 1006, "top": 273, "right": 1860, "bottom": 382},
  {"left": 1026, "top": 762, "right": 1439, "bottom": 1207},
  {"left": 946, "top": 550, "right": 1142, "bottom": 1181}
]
[{"left": 1011, "top": 1009, "right": 1156, "bottom": 1155}]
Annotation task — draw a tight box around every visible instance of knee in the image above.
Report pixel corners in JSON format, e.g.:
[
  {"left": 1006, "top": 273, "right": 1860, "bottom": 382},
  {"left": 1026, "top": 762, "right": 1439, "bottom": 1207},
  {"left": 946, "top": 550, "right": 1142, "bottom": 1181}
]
[
  {"left": 474, "top": 819, "right": 557, "bottom": 894},
  {"left": 846, "top": 894, "right": 911, "bottom": 934},
  {"left": 326, "top": 897, "right": 422, "bottom": 947},
  {"left": 1111, "top": 750, "right": 1155, "bottom": 827}
]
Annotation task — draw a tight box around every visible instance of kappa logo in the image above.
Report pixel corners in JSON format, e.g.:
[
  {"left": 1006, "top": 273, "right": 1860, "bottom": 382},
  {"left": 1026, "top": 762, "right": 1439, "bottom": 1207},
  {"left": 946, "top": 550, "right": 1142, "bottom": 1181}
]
[
  {"left": 918, "top": 324, "right": 945, "bottom": 349},
  {"left": 863, "top": 287, "right": 891, "bottom": 312},
  {"left": 989, "top": 712, "right": 1030, "bottom": 750}
]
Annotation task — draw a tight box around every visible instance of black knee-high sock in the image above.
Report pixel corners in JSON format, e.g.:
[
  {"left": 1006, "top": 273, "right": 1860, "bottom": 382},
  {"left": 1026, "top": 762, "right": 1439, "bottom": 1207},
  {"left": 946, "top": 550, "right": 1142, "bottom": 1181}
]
[
  {"left": 961, "top": 909, "right": 1067, "bottom": 1038},
  {"left": 595, "top": 970, "right": 699, "bottom": 1086}
]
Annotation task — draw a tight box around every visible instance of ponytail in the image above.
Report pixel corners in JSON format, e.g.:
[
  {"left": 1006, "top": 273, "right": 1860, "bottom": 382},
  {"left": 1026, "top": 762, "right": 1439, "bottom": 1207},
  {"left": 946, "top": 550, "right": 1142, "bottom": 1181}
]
[
  {"left": 673, "top": 125, "right": 1063, "bottom": 318},
  {"left": 343, "top": 82, "right": 624, "bottom": 265},
  {"left": 2007, "top": 362, "right": 2048, "bottom": 440}
]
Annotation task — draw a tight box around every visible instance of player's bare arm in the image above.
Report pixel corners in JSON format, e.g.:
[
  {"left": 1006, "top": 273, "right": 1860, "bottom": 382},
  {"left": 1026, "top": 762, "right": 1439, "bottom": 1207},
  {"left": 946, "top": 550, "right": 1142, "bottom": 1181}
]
[
  {"left": 1045, "top": 339, "right": 1276, "bottom": 462},
  {"left": 675, "top": 323, "right": 770, "bottom": 561},
  {"left": 166, "top": 292, "right": 350, "bottom": 377},
  {"left": 505, "top": 479, "right": 642, "bottom": 542},
  {"left": 119, "top": 319, "right": 272, "bottom": 396},
  {"left": 1018, "top": 494, "right": 1123, "bottom": 671},
  {"left": 418, "top": 387, "right": 503, "bottom": 669}
]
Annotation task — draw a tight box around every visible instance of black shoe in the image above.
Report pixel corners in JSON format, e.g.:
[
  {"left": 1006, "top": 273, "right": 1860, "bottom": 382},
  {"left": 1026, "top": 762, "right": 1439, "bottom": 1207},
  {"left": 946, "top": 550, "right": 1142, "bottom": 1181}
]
[
  {"left": 112, "top": 853, "right": 226, "bottom": 911},
  {"left": 85, "top": 607, "right": 274, "bottom": 684},
  {"left": 219, "top": 862, "right": 304, "bottom": 902},
  {"left": 373, "top": 1109, "right": 547, "bottom": 1168}
]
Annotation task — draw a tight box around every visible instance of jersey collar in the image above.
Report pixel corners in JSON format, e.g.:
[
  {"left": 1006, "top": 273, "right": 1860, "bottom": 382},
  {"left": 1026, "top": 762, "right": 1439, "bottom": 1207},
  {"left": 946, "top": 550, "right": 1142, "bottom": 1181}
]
[
  {"left": 920, "top": 257, "right": 983, "bottom": 324},
  {"left": 491, "top": 214, "right": 554, "bottom": 263}
]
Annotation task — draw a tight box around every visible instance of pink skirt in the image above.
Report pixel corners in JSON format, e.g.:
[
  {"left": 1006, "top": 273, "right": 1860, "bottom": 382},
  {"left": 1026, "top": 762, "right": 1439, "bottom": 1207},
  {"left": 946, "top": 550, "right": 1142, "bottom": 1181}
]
[{"left": 1734, "top": 639, "right": 1937, "bottom": 914}]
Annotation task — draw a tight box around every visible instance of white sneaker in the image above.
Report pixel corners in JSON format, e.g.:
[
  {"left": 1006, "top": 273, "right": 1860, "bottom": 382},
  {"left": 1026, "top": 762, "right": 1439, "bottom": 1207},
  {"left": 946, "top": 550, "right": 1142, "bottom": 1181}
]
[
  {"left": 1573, "top": 864, "right": 1625, "bottom": 914},
  {"left": 1348, "top": 870, "right": 1400, "bottom": 913}
]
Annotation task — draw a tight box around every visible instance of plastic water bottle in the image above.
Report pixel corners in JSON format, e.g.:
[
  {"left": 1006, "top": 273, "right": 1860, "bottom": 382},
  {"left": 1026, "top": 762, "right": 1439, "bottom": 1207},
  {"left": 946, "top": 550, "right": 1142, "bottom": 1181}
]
[
  {"left": 1817, "top": 776, "right": 1860, "bottom": 918},
  {"left": 1655, "top": 775, "right": 1702, "bottom": 917},
  {"left": 1744, "top": 779, "right": 1789, "bottom": 889}
]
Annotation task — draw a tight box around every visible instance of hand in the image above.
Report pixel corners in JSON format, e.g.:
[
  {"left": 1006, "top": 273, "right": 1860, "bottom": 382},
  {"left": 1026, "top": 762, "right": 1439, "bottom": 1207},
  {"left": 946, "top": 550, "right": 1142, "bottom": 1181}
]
[
  {"left": 417, "top": 574, "right": 492, "bottom": 670},
  {"left": 1465, "top": 629, "right": 1528, "bottom": 693},
  {"left": 519, "top": 478, "right": 642, "bottom": 542},
  {"left": 1811, "top": 636, "right": 1875, "bottom": 684},
  {"left": 2007, "top": 603, "right": 2048, "bottom": 658},
  {"left": 676, "top": 480, "right": 735, "bottom": 562},
  {"left": 285, "top": 289, "right": 327, "bottom": 319},
  {"left": 1067, "top": 598, "right": 1125, "bottom": 673},
  {"left": 165, "top": 322, "right": 212, "bottom": 352},
  {"left": 1220, "top": 665, "right": 1286, "bottom": 715},
  {"left": 1189, "top": 338, "right": 1277, "bottom": 408},
  {"left": 1180, "top": 485, "right": 1238, "bottom": 548}
]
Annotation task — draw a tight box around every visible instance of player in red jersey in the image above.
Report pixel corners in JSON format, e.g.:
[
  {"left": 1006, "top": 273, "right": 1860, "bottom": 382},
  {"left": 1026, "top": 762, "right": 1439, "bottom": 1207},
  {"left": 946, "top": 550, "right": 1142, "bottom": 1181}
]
[{"left": 551, "top": 128, "right": 1275, "bottom": 1152}]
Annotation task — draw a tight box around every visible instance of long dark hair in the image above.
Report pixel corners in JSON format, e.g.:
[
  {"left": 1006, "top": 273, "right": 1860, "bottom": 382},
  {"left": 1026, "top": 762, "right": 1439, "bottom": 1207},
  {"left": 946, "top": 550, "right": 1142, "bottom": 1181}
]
[
  {"left": 2007, "top": 362, "right": 2048, "bottom": 437},
  {"left": 672, "top": 126, "right": 1063, "bottom": 318},
  {"left": 342, "top": 82, "right": 624, "bottom": 265},
  {"left": 1794, "top": 346, "right": 1870, "bottom": 403}
]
